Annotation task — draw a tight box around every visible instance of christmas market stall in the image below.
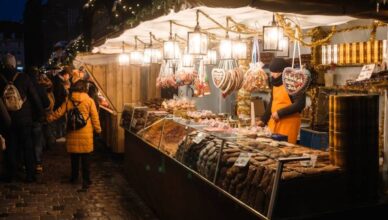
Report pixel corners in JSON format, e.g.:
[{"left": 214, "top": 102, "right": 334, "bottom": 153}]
[{"left": 74, "top": 0, "right": 388, "bottom": 219}]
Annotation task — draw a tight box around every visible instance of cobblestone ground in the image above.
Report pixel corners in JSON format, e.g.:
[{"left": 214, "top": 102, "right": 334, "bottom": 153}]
[{"left": 0, "top": 139, "right": 159, "bottom": 220}]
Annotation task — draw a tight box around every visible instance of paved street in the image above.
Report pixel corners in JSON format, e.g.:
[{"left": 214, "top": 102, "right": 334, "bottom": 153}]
[{"left": 0, "top": 139, "right": 158, "bottom": 220}]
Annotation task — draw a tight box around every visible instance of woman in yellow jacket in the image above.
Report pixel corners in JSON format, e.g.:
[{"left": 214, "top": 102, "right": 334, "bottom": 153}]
[
  {"left": 258, "top": 58, "right": 306, "bottom": 144},
  {"left": 48, "top": 80, "right": 101, "bottom": 188}
]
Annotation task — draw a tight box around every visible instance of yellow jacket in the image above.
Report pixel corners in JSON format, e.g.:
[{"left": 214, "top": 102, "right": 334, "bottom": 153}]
[{"left": 48, "top": 92, "right": 101, "bottom": 153}]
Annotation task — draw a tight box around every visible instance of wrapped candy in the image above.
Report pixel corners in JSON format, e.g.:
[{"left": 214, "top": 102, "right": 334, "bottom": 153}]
[{"left": 242, "top": 62, "right": 269, "bottom": 92}]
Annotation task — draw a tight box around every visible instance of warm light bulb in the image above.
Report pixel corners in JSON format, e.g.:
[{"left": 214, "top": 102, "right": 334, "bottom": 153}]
[
  {"left": 118, "top": 53, "right": 129, "bottom": 65},
  {"left": 220, "top": 39, "right": 232, "bottom": 59},
  {"left": 182, "top": 54, "right": 194, "bottom": 67},
  {"left": 279, "top": 38, "right": 288, "bottom": 51},
  {"left": 163, "top": 41, "right": 180, "bottom": 60},
  {"left": 130, "top": 51, "right": 143, "bottom": 65},
  {"left": 204, "top": 50, "right": 217, "bottom": 65},
  {"left": 232, "top": 41, "right": 247, "bottom": 60},
  {"left": 188, "top": 31, "right": 208, "bottom": 55}
]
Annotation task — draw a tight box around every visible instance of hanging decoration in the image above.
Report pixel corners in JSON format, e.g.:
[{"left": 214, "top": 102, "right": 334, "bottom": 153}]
[
  {"left": 204, "top": 50, "right": 217, "bottom": 65},
  {"left": 176, "top": 49, "right": 198, "bottom": 86},
  {"left": 188, "top": 10, "right": 209, "bottom": 55},
  {"left": 263, "top": 13, "right": 284, "bottom": 51},
  {"left": 118, "top": 41, "right": 130, "bottom": 66},
  {"left": 143, "top": 32, "right": 162, "bottom": 64},
  {"left": 212, "top": 60, "right": 244, "bottom": 97},
  {"left": 232, "top": 37, "right": 247, "bottom": 60},
  {"left": 164, "top": 21, "right": 181, "bottom": 60},
  {"left": 242, "top": 38, "right": 268, "bottom": 92},
  {"left": 282, "top": 32, "right": 311, "bottom": 96},
  {"left": 156, "top": 60, "right": 178, "bottom": 88},
  {"left": 130, "top": 36, "right": 143, "bottom": 65},
  {"left": 194, "top": 60, "right": 211, "bottom": 97},
  {"left": 220, "top": 38, "right": 233, "bottom": 60}
]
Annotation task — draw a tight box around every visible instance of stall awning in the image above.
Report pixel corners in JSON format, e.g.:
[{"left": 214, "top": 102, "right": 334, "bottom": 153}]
[{"left": 93, "top": 0, "right": 386, "bottom": 54}]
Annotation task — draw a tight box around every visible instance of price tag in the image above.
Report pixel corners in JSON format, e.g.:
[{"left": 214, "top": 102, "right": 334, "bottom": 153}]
[
  {"left": 193, "top": 132, "right": 207, "bottom": 144},
  {"left": 356, "top": 64, "right": 375, "bottom": 81},
  {"left": 234, "top": 152, "right": 252, "bottom": 167},
  {"left": 300, "top": 153, "right": 318, "bottom": 168},
  {"left": 131, "top": 118, "right": 138, "bottom": 128}
]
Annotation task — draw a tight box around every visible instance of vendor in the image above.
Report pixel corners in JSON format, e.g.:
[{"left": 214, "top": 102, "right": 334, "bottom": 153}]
[{"left": 258, "top": 58, "right": 306, "bottom": 144}]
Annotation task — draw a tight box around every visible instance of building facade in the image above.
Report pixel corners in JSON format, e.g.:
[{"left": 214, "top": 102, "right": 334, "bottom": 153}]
[{"left": 0, "top": 21, "right": 24, "bottom": 71}]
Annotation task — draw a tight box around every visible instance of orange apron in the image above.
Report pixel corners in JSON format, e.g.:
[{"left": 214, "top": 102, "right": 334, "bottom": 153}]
[{"left": 268, "top": 85, "right": 301, "bottom": 144}]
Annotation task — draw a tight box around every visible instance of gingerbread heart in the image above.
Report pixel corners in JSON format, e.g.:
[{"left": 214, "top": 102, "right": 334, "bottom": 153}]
[
  {"left": 212, "top": 68, "right": 226, "bottom": 88},
  {"left": 282, "top": 67, "right": 311, "bottom": 96}
]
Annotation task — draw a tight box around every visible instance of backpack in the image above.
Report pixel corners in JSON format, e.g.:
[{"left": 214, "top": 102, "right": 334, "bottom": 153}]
[
  {"left": 66, "top": 99, "right": 89, "bottom": 131},
  {"left": 0, "top": 73, "right": 26, "bottom": 111}
]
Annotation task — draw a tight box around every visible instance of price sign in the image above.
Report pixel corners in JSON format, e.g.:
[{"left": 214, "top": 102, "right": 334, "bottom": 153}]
[
  {"left": 234, "top": 152, "right": 252, "bottom": 167},
  {"left": 193, "top": 132, "right": 207, "bottom": 144},
  {"left": 356, "top": 64, "right": 375, "bottom": 81}
]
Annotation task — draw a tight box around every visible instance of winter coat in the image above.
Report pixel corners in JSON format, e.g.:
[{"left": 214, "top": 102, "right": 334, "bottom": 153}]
[
  {"left": 0, "top": 69, "right": 44, "bottom": 126},
  {"left": 47, "top": 92, "right": 101, "bottom": 153},
  {"left": 28, "top": 73, "right": 50, "bottom": 121},
  {"left": 53, "top": 75, "right": 69, "bottom": 111},
  {"left": 0, "top": 98, "right": 11, "bottom": 134}
]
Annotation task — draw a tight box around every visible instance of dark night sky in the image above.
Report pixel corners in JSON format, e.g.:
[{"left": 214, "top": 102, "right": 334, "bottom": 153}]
[
  {"left": 0, "top": 0, "right": 27, "bottom": 22},
  {"left": 0, "top": 0, "right": 49, "bottom": 22}
]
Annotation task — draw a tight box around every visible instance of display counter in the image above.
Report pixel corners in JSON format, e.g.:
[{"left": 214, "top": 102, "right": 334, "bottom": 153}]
[{"left": 121, "top": 112, "right": 384, "bottom": 219}]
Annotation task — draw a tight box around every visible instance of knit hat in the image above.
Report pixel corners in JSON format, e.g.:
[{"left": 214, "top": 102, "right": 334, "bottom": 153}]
[{"left": 269, "top": 58, "right": 290, "bottom": 73}]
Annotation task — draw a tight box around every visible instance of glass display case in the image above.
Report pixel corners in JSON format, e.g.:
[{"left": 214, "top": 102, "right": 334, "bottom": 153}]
[{"left": 123, "top": 113, "right": 344, "bottom": 218}]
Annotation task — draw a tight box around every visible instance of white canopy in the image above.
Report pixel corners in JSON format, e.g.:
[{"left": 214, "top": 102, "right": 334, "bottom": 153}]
[{"left": 93, "top": 6, "right": 358, "bottom": 54}]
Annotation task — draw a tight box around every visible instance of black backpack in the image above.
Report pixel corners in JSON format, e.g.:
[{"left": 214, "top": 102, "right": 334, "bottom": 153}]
[{"left": 67, "top": 99, "right": 89, "bottom": 131}]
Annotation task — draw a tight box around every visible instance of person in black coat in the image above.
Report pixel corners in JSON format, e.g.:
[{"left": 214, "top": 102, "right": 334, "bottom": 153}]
[
  {"left": 52, "top": 66, "right": 70, "bottom": 138},
  {"left": 28, "top": 67, "right": 50, "bottom": 173},
  {"left": 0, "top": 54, "right": 44, "bottom": 182},
  {"left": 0, "top": 98, "right": 11, "bottom": 134}
]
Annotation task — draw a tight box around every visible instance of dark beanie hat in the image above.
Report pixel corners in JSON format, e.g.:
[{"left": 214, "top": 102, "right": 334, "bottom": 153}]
[{"left": 269, "top": 58, "right": 290, "bottom": 73}]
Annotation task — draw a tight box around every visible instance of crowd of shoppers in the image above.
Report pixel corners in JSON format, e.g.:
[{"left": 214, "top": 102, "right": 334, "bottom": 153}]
[{"left": 0, "top": 53, "right": 101, "bottom": 189}]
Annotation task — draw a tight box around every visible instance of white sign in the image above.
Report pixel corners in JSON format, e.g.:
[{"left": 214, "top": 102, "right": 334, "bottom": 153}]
[
  {"left": 356, "top": 64, "right": 375, "bottom": 81},
  {"left": 193, "top": 132, "right": 207, "bottom": 144},
  {"left": 234, "top": 152, "right": 252, "bottom": 167},
  {"left": 300, "top": 153, "right": 318, "bottom": 168}
]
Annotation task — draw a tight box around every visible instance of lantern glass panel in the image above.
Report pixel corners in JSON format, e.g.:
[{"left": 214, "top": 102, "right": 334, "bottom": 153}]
[
  {"left": 263, "top": 26, "right": 283, "bottom": 51},
  {"left": 163, "top": 40, "right": 180, "bottom": 60},
  {"left": 130, "top": 51, "right": 143, "bottom": 65},
  {"left": 220, "top": 39, "right": 233, "bottom": 60},
  {"left": 232, "top": 41, "right": 247, "bottom": 60},
  {"left": 204, "top": 50, "right": 217, "bottom": 65},
  {"left": 188, "top": 31, "right": 208, "bottom": 55}
]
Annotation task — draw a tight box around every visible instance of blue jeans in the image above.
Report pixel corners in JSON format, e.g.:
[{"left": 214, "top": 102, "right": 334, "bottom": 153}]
[{"left": 32, "top": 122, "right": 43, "bottom": 163}]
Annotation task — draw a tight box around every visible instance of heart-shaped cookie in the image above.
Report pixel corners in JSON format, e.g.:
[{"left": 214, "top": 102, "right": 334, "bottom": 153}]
[
  {"left": 212, "top": 68, "right": 226, "bottom": 88},
  {"left": 282, "top": 67, "right": 311, "bottom": 96}
]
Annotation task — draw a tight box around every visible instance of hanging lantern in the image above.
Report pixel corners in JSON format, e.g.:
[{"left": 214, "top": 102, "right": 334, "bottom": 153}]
[
  {"left": 130, "top": 36, "right": 143, "bottom": 65},
  {"left": 118, "top": 41, "right": 129, "bottom": 65},
  {"left": 263, "top": 14, "right": 284, "bottom": 51},
  {"left": 204, "top": 50, "right": 217, "bottom": 65},
  {"left": 232, "top": 39, "right": 247, "bottom": 60},
  {"left": 143, "top": 32, "right": 162, "bottom": 64},
  {"left": 182, "top": 53, "right": 194, "bottom": 67},
  {"left": 164, "top": 21, "right": 181, "bottom": 60},
  {"left": 164, "top": 41, "right": 181, "bottom": 60},
  {"left": 130, "top": 51, "right": 143, "bottom": 65},
  {"left": 187, "top": 10, "right": 208, "bottom": 55},
  {"left": 143, "top": 48, "right": 161, "bottom": 64},
  {"left": 220, "top": 38, "right": 233, "bottom": 60}
]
